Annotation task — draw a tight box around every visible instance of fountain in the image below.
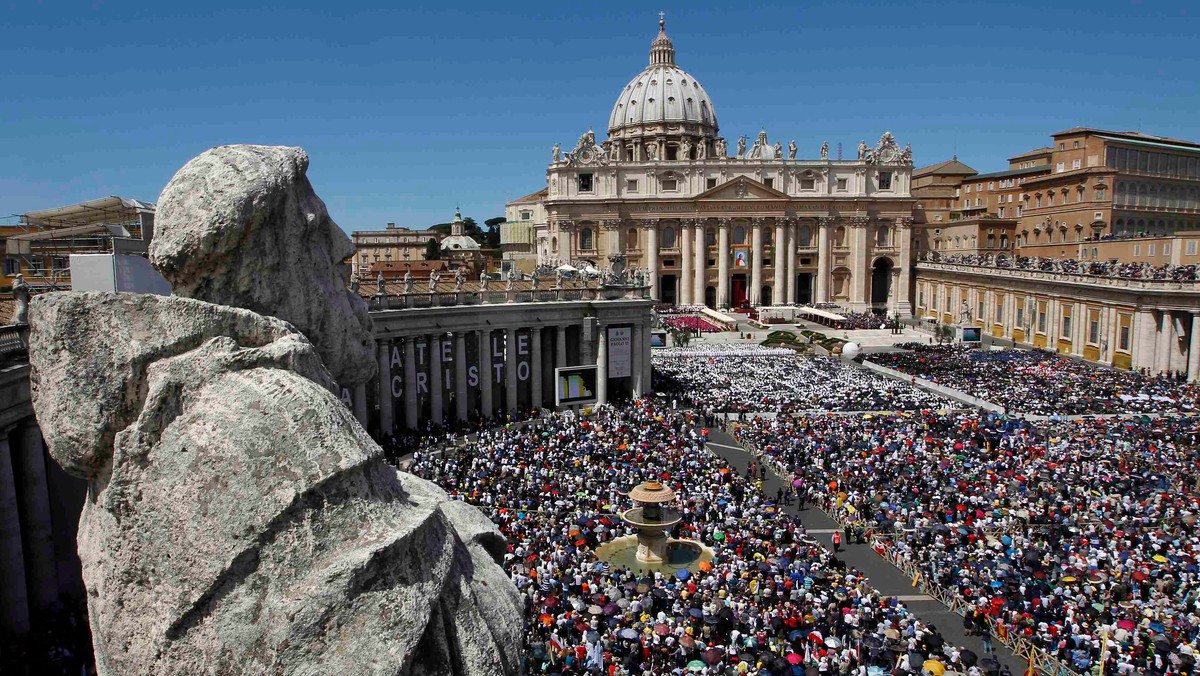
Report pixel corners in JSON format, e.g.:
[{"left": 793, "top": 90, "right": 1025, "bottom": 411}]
[{"left": 595, "top": 480, "right": 715, "bottom": 575}]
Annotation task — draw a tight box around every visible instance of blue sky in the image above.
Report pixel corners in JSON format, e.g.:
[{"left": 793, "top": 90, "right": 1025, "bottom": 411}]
[{"left": 3, "top": 0, "right": 1198, "bottom": 232}]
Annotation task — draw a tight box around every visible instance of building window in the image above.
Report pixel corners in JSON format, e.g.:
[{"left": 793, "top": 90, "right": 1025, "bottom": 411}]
[
  {"left": 706, "top": 178, "right": 718, "bottom": 190},
  {"left": 1096, "top": 187, "right": 1106, "bottom": 200},
  {"left": 705, "top": 228, "right": 716, "bottom": 246},
  {"left": 764, "top": 177, "right": 774, "bottom": 189},
  {"left": 800, "top": 177, "right": 815, "bottom": 190},
  {"left": 1061, "top": 312, "right": 1072, "bottom": 339},
  {"left": 579, "top": 228, "right": 594, "bottom": 250},
  {"left": 1035, "top": 196, "right": 1042, "bottom": 208},
  {"left": 1016, "top": 306, "right": 1025, "bottom": 329},
  {"left": 836, "top": 178, "right": 848, "bottom": 191},
  {"left": 1118, "top": 316, "right": 1132, "bottom": 351},
  {"left": 578, "top": 173, "right": 594, "bottom": 192},
  {"left": 1056, "top": 162, "right": 1065, "bottom": 173},
  {"left": 2, "top": 258, "right": 18, "bottom": 276},
  {"left": 878, "top": 171, "right": 893, "bottom": 190},
  {"left": 661, "top": 177, "right": 678, "bottom": 191},
  {"left": 1088, "top": 314, "right": 1100, "bottom": 344},
  {"left": 626, "top": 179, "right": 639, "bottom": 193},
  {"left": 1037, "top": 307, "right": 1047, "bottom": 334},
  {"left": 733, "top": 225, "right": 747, "bottom": 245},
  {"left": 662, "top": 226, "right": 677, "bottom": 248},
  {"left": 1072, "top": 159, "right": 1082, "bottom": 170},
  {"left": 995, "top": 301, "right": 1003, "bottom": 323},
  {"left": 977, "top": 299, "right": 984, "bottom": 320},
  {"left": 1188, "top": 240, "right": 1198, "bottom": 256},
  {"left": 1134, "top": 244, "right": 1141, "bottom": 256}
]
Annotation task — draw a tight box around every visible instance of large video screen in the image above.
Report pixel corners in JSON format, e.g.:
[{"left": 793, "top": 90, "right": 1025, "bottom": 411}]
[
  {"left": 555, "top": 366, "right": 599, "bottom": 406},
  {"left": 961, "top": 326, "right": 982, "bottom": 342}
]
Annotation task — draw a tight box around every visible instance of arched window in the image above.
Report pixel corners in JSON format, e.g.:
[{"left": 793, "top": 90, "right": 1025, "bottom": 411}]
[
  {"left": 580, "top": 227, "right": 594, "bottom": 250},
  {"left": 662, "top": 226, "right": 677, "bottom": 248},
  {"left": 626, "top": 228, "right": 638, "bottom": 249},
  {"left": 733, "top": 225, "right": 747, "bottom": 245},
  {"left": 705, "top": 227, "right": 717, "bottom": 246},
  {"left": 834, "top": 226, "right": 846, "bottom": 247},
  {"left": 762, "top": 228, "right": 772, "bottom": 245},
  {"left": 876, "top": 227, "right": 889, "bottom": 246},
  {"left": 797, "top": 226, "right": 811, "bottom": 247}
]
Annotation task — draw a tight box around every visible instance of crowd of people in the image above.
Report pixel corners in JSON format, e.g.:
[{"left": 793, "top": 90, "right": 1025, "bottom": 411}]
[
  {"left": 731, "top": 410, "right": 1200, "bottom": 675},
  {"left": 866, "top": 344, "right": 1198, "bottom": 415},
  {"left": 665, "top": 316, "right": 726, "bottom": 334},
  {"left": 411, "top": 402, "right": 989, "bottom": 676},
  {"left": 653, "top": 348, "right": 953, "bottom": 414},
  {"left": 923, "top": 253, "right": 1200, "bottom": 283}
]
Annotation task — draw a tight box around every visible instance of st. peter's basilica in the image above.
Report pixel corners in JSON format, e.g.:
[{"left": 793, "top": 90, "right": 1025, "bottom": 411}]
[{"left": 533, "top": 19, "right": 916, "bottom": 313}]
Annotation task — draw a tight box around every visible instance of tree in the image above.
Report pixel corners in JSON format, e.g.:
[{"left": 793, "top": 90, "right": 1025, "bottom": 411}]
[
  {"left": 670, "top": 328, "right": 691, "bottom": 348},
  {"left": 424, "top": 238, "right": 440, "bottom": 260},
  {"left": 935, "top": 324, "right": 956, "bottom": 344}
]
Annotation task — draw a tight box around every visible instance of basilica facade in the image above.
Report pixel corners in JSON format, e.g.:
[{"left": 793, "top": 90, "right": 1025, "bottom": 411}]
[{"left": 533, "top": 20, "right": 917, "bottom": 313}]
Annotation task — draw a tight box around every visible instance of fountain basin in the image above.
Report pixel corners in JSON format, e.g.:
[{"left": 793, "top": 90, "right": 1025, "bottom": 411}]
[
  {"left": 594, "top": 535, "right": 715, "bottom": 576},
  {"left": 621, "top": 506, "right": 682, "bottom": 531}
]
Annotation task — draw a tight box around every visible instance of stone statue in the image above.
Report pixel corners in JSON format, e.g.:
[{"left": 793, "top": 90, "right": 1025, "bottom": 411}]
[
  {"left": 376, "top": 270, "right": 386, "bottom": 296},
  {"left": 959, "top": 300, "right": 972, "bottom": 324},
  {"left": 555, "top": 269, "right": 564, "bottom": 288},
  {"left": 403, "top": 268, "right": 413, "bottom": 294},
  {"left": 646, "top": 143, "right": 657, "bottom": 161},
  {"left": 902, "top": 143, "right": 912, "bottom": 163},
  {"left": 773, "top": 141, "right": 782, "bottom": 158},
  {"left": 505, "top": 268, "right": 516, "bottom": 291},
  {"left": 10, "top": 274, "right": 29, "bottom": 324},
  {"left": 858, "top": 140, "right": 868, "bottom": 160},
  {"left": 480, "top": 269, "right": 490, "bottom": 292},
  {"left": 736, "top": 135, "right": 746, "bottom": 159},
  {"left": 788, "top": 140, "right": 797, "bottom": 160},
  {"left": 820, "top": 141, "right": 829, "bottom": 160},
  {"left": 454, "top": 266, "right": 465, "bottom": 291},
  {"left": 680, "top": 137, "right": 691, "bottom": 160},
  {"left": 530, "top": 272, "right": 540, "bottom": 291},
  {"left": 715, "top": 137, "right": 726, "bottom": 158},
  {"left": 349, "top": 273, "right": 360, "bottom": 295},
  {"left": 28, "top": 145, "right": 522, "bottom": 675},
  {"left": 428, "top": 268, "right": 441, "bottom": 292},
  {"left": 552, "top": 143, "right": 561, "bottom": 162}
]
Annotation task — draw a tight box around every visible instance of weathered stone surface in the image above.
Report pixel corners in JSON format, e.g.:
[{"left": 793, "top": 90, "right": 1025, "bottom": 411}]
[
  {"left": 150, "top": 145, "right": 374, "bottom": 387},
  {"left": 29, "top": 144, "right": 523, "bottom": 675}
]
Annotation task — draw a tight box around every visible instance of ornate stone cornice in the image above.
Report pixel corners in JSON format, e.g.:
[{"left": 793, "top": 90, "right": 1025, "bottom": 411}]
[{"left": 818, "top": 217, "right": 838, "bottom": 227}]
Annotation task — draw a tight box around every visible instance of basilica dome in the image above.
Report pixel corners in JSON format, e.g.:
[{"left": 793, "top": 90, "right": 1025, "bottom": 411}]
[{"left": 607, "top": 20, "right": 718, "bottom": 140}]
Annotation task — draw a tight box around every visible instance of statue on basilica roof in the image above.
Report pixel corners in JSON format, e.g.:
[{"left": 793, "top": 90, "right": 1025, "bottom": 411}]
[
  {"left": 736, "top": 135, "right": 746, "bottom": 159},
  {"left": 820, "top": 141, "right": 829, "bottom": 160},
  {"left": 788, "top": 140, "right": 797, "bottom": 160}
]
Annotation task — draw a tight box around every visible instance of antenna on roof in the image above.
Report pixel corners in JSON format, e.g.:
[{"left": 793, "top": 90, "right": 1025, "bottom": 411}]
[{"left": 837, "top": 142, "right": 842, "bottom": 160}]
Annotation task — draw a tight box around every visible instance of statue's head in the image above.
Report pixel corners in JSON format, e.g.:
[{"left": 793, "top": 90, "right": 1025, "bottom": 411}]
[{"left": 151, "top": 145, "right": 375, "bottom": 385}]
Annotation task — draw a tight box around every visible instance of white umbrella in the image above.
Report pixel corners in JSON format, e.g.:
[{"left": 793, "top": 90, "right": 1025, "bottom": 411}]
[{"left": 556, "top": 263, "right": 578, "bottom": 272}]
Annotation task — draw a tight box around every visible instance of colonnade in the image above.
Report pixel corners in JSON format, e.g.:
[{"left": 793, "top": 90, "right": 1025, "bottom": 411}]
[
  {"left": 0, "top": 420, "right": 61, "bottom": 636},
  {"left": 355, "top": 316, "right": 653, "bottom": 438}
]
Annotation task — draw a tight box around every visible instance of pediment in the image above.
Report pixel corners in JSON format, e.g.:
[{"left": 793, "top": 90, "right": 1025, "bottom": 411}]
[{"left": 696, "top": 176, "right": 790, "bottom": 201}]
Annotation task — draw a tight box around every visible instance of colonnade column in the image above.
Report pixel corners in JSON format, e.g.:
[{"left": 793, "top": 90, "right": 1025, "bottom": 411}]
[
  {"left": 646, "top": 222, "right": 659, "bottom": 301},
  {"left": 556, "top": 326, "right": 568, "bottom": 369},
  {"left": 716, "top": 219, "right": 730, "bottom": 308},
  {"left": 642, "top": 320, "right": 653, "bottom": 395},
  {"left": 1135, "top": 308, "right": 1157, "bottom": 371},
  {"left": 1157, "top": 311, "right": 1174, "bottom": 375},
  {"left": 429, "top": 334, "right": 444, "bottom": 425},
  {"left": 632, "top": 323, "right": 645, "bottom": 397},
  {"left": 596, "top": 324, "right": 608, "bottom": 405},
  {"left": 505, "top": 328, "right": 519, "bottom": 413},
  {"left": 1189, "top": 312, "right": 1200, "bottom": 382},
  {"left": 772, "top": 220, "right": 786, "bottom": 304},
  {"left": 478, "top": 330, "right": 493, "bottom": 418},
  {"left": 785, "top": 220, "right": 797, "bottom": 304},
  {"left": 0, "top": 428, "right": 29, "bottom": 635},
  {"left": 680, "top": 221, "right": 693, "bottom": 306},
  {"left": 14, "top": 424, "right": 57, "bottom": 615},
  {"left": 693, "top": 223, "right": 706, "bottom": 307},
  {"left": 403, "top": 338, "right": 419, "bottom": 429},
  {"left": 454, "top": 332, "right": 468, "bottom": 422},
  {"left": 749, "top": 220, "right": 763, "bottom": 306},
  {"left": 353, "top": 383, "right": 367, "bottom": 427},
  {"left": 531, "top": 328, "right": 543, "bottom": 409},
  {"left": 376, "top": 340, "right": 393, "bottom": 437},
  {"left": 816, "top": 219, "right": 831, "bottom": 303}
]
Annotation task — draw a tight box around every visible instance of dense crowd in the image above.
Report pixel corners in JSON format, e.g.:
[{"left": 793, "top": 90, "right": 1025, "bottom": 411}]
[
  {"left": 923, "top": 253, "right": 1199, "bottom": 282},
  {"left": 866, "top": 345, "right": 1198, "bottom": 415},
  {"left": 665, "top": 316, "right": 725, "bottom": 333},
  {"left": 653, "top": 349, "right": 953, "bottom": 413},
  {"left": 732, "top": 410, "right": 1200, "bottom": 675},
  {"left": 411, "top": 402, "right": 987, "bottom": 675}
]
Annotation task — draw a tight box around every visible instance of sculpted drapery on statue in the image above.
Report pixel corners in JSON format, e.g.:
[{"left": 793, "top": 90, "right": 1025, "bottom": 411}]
[{"left": 29, "top": 145, "right": 522, "bottom": 676}]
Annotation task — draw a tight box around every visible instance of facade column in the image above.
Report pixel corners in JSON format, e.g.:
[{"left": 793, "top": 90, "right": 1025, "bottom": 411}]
[
  {"left": 750, "top": 220, "right": 763, "bottom": 305},
  {"left": 1188, "top": 313, "right": 1200, "bottom": 382},
  {"left": 376, "top": 340, "right": 393, "bottom": 437},
  {"left": 531, "top": 328, "right": 543, "bottom": 409},
  {"left": 14, "top": 424, "right": 57, "bottom": 615},
  {"left": 896, "top": 218, "right": 913, "bottom": 316},
  {"left": 1157, "top": 311, "right": 1174, "bottom": 375},
  {"left": 353, "top": 383, "right": 367, "bottom": 427},
  {"left": 559, "top": 223, "right": 574, "bottom": 263},
  {"left": 505, "top": 328, "right": 519, "bottom": 413},
  {"left": 454, "top": 332, "right": 468, "bottom": 422},
  {"left": 680, "top": 221, "right": 693, "bottom": 305},
  {"left": 693, "top": 222, "right": 706, "bottom": 306},
  {"left": 596, "top": 324, "right": 608, "bottom": 405},
  {"left": 1135, "top": 308, "right": 1156, "bottom": 371},
  {"left": 717, "top": 219, "right": 730, "bottom": 308},
  {"left": 1073, "top": 302, "right": 1086, "bottom": 356},
  {"left": 0, "top": 429, "right": 30, "bottom": 635},
  {"left": 478, "top": 330, "right": 493, "bottom": 418},
  {"left": 816, "top": 219, "right": 831, "bottom": 303},
  {"left": 785, "top": 220, "right": 797, "bottom": 304},
  {"left": 773, "top": 220, "right": 786, "bottom": 304},
  {"left": 646, "top": 222, "right": 659, "bottom": 301},
  {"left": 403, "top": 337, "right": 419, "bottom": 429},
  {"left": 849, "top": 219, "right": 868, "bottom": 310}
]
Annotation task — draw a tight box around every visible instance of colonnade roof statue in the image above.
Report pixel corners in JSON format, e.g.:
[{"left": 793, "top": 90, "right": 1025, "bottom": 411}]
[{"left": 28, "top": 145, "right": 522, "bottom": 675}]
